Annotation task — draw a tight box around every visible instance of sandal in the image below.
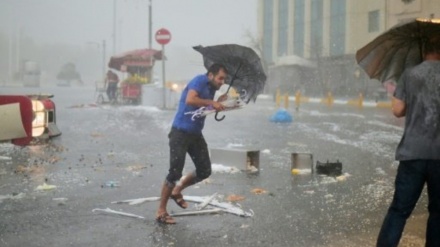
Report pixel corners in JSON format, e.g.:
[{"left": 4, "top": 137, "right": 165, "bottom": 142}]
[
  {"left": 156, "top": 213, "right": 176, "bottom": 224},
  {"left": 170, "top": 193, "right": 188, "bottom": 209}
]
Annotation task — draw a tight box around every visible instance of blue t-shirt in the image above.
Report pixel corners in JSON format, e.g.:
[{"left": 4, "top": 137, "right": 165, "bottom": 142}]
[
  {"left": 172, "top": 74, "right": 216, "bottom": 134},
  {"left": 394, "top": 61, "right": 440, "bottom": 160}
]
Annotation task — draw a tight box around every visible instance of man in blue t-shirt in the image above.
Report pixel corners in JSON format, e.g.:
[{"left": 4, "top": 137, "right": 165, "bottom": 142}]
[
  {"left": 156, "top": 63, "right": 227, "bottom": 224},
  {"left": 377, "top": 39, "right": 440, "bottom": 246}
]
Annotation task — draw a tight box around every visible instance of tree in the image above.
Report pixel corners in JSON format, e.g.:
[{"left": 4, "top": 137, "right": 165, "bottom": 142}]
[
  {"left": 244, "top": 29, "right": 269, "bottom": 76},
  {"left": 244, "top": 29, "right": 270, "bottom": 93}
]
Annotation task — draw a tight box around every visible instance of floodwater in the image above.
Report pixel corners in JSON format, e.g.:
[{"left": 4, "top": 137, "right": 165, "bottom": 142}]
[{"left": 0, "top": 85, "right": 427, "bottom": 246}]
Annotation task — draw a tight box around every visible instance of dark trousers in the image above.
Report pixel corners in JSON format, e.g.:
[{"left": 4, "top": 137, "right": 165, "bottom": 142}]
[
  {"left": 165, "top": 128, "right": 211, "bottom": 184},
  {"left": 107, "top": 83, "right": 117, "bottom": 101},
  {"left": 377, "top": 160, "right": 440, "bottom": 247}
]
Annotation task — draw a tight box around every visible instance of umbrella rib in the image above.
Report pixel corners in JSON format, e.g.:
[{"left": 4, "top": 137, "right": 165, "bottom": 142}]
[
  {"left": 371, "top": 39, "right": 410, "bottom": 78},
  {"left": 226, "top": 63, "right": 243, "bottom": 94}
]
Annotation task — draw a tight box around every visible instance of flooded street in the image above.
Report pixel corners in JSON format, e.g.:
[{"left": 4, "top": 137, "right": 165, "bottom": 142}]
[{"left": 0, "top": 86, "right": 427, "bottom": 246}]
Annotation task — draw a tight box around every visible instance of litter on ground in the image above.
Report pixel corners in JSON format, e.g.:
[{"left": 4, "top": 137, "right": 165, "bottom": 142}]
[
  {"left": 110, "top": 194, "right": 254, "bottom": 217},
  {"left": 211, "top": 164, "right": 240, "bottom": 174},
  {"left": 251, "top": 188, "right": 268, "bottom": 195},
  {"left": 0, "top": 193, "right": 25, "bottom": 202},
  {"left": 92, "top": 207, "right": 145, "bottom": 219},
  {"left": 169, "top": 208, "right": 222, "bottom": 217},
  {"left": 0, "top": 156, "right": 12, "bottom": 161},
  {"left": 35, "top": 183, "right": 57, "bottom": 191}
]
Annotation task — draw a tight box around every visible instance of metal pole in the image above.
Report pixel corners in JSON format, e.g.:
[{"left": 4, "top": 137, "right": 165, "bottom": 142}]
[
  {"left": 113, "top": 0, "right": 116, "bottom": 55},
  {"left": 384, "top": 0, "right": 388, "bottom": 30},
  {"left": 148, "top": 0, "right": 152, "bottom": 50},
  {"left": 162, "top": 44, "right": 166, "bottom": 109},
  {"left": 16, "top": 25, "right": 20, "bottom": 73},
  {"left": 8, "top": 26, "right": 13, "bottom": 84},
  {"left": 102, "top": 40, "right": 106, "bottom": 78},
  {"left": 148, "top": 0, "right": 153, "bottom": 84}
]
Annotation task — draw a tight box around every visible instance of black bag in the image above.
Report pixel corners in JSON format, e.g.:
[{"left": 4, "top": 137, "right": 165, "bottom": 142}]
[{"left": 316, "top": 160, "right": 342, "bottom": 176}]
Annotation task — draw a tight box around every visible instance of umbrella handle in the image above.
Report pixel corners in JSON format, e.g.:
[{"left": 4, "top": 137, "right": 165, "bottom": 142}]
[
  {"left": 226, "top": 63, "right": 242, "bottom": 94},
  {"left": 214, "top": 112, "right": 225, "bottom": 121},
  {"left": 214, "top": 63, "right": 243, "bottom": 122}
]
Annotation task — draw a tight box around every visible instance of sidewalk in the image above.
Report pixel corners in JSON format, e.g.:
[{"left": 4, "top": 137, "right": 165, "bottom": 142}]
[{"left": 259, "top": 93, "right": 392, "bottom": 108}]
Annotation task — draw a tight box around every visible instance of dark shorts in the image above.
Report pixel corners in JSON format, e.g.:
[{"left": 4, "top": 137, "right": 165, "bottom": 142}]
[{"left": 165, "top": 128, "right": 211, "bottom": 184}]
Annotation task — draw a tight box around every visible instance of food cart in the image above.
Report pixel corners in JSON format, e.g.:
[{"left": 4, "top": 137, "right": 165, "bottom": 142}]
[{"left": 107, "top": 48, "right": 162, "bottom": 105}]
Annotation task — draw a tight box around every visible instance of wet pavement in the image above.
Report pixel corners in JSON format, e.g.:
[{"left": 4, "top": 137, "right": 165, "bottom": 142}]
[{"left": 0, "top": 85, "right": 428, "bottom": 246}]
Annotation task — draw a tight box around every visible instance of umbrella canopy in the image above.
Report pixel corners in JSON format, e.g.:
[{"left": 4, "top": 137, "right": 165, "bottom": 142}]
[
  {"left": 193, "top": 44, "right": 266, "bottom": 103},
  {"left": 108, "top": 49, "right": 162, "bottom": 72},
  {"left": 355, "top": 18, "right": 440, "bottom": 83}
]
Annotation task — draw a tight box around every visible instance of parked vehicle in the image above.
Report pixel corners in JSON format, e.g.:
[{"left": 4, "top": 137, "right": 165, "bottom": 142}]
[{"left": 22, "top": 60, "right": 41, "bottom": 87}]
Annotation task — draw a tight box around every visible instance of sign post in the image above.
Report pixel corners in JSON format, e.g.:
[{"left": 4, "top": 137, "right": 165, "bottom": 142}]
[{"left": 155, "top": 28, "right": 171, "bottom": 109}]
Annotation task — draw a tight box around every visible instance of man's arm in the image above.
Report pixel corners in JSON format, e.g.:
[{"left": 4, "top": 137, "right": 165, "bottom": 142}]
[
  {"left": 186, "top": 89, "right": 225, "bottom": 111},
  {"left": 391, "top": 96, "right": 406, "bottom": 117}
]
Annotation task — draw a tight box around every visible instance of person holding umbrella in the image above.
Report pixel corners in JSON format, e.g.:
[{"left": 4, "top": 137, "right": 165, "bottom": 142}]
[
  {"left": 155, "top": 63, "right": 227, "bottom": 224},
  {"left": 376, "top": 38, "right": 440, "bottom": 246}
]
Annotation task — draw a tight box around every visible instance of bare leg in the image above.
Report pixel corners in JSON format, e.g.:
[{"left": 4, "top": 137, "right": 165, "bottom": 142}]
[
  {"left": 173, "top": 172, "right": 197, "bottom": 196},
  {"left": 168, "top": 172, "right": 198, "bottom": 209},
  {"left": 156, "top": 181, "right": 173, "bottom": 217}
]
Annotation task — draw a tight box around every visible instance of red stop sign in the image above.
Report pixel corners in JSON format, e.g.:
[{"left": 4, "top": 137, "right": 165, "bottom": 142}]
[{"left": 155, "top": 28, "right": 171, "bottom": 45}]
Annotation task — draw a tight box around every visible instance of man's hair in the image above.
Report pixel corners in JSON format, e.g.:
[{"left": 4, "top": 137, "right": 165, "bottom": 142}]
[
  {"left": 207, "top": 63, "right": 228, "bottom": 75},
  {"left": 424, "top": 37, "right": 440, "bottom": 55}
]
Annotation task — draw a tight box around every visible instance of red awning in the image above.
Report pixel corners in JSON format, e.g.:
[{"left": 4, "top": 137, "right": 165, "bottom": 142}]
[{"left": 108, "top": 48, "right": 162, "bottom": 71}]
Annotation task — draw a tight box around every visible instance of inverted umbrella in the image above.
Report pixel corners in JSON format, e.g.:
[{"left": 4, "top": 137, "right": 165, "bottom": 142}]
[
  {"left": 355, "top": 18, "right": 440, "bottom": 83},
  {"left": 193, "top": 44, "right": 266, "bottom": 103}
]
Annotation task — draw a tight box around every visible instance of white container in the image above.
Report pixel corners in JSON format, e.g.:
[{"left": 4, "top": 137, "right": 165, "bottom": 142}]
[{"left": 291, "top": 153, "right": 314, "bottom": 173}]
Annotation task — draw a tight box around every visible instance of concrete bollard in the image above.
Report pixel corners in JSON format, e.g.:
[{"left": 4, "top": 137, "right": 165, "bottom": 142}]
[
  {"left": 348, "top": 93, "right": 364, "bottom": 108},
  {"left": 320, "top": 91, "right": 334, "bottom": 107},
  {"left": 295, "top": 90, "right": 301, "bottom": 110},
  {"left": 210, "top": 148, "right": 260, "bottom": 172}
]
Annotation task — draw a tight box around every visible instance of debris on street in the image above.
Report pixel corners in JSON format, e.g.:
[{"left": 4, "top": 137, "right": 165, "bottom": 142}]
[
  {"left": 92, "top": 208, "right": 145, "bottom": 219},
  {"left": 111, "top": 196, "right": 161, "bottom": 205},
  {"left": 0, "top": 156, "right": 12, "bottom": 161},
  {"left": 226, "top": 194, "right": 245, "bottom": 202},
  {"left": 0, "top": 193, "right": 25, "bottom": 202},
  {"left": 195, "top": 192, "right": 217, "bottom": 210},
  {"left": 211, "top": 164, "right": 240, "bottom": 174},
  {"left": 170, "top": 208, "right": 222, "bottom": 217},
  {"left": 35, "top": 183, "right": 57, "bottom": 191},
  {"left": 251, "top": 188, "right": 267, "bottom": 195},
  {"left": 111, "top": 194, "right": 254, "bottom": 217}
]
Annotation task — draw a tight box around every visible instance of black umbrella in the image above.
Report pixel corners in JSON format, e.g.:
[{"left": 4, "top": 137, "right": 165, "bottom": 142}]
[
  {"left": 193, "top": 44, "right": 266, "bottom": 103},
  {"left": 356, "top": 18, "right": 440, "bottom": 83}
]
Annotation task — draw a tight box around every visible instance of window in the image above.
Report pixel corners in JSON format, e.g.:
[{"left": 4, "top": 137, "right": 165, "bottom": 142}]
[
  {"left": 263, "top": 0, "right": 274, "bottom": 63},
  {"left": 368, "top": 10, "right": 380, "bottom": 33},
  {"left": 330, "top": 0, "right": 346, "bottom": 56},
  {"left": 293, "top": 0, "right": 305, "bottom": 57},
  {"left": 310, "top": 0, "right": 324, "bottom": 56},
  {"left": 278, "top": 0, "right": 288, "bottom": 56}
]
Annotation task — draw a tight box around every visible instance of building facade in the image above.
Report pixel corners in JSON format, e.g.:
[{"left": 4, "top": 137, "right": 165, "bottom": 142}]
[{"left": 258, "top": 0, "right": 440, "bottom": 98}]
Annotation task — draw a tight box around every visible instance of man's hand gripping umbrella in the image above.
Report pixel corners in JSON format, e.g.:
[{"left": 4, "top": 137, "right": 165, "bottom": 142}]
[{"left": 185, "top": 92, "right": 246, "bottom": 121}]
